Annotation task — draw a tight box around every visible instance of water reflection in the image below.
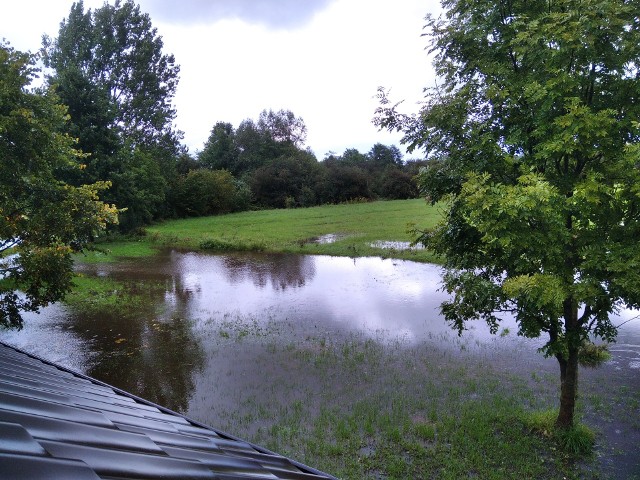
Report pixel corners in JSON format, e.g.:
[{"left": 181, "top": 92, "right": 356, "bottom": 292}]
[
  {"left": 165, "top": 252, "right": 454, "bottom": 343},
  {"left": 3, "top": 250, "right": 639, "bottom": 409},
  {"left": 2, "top": 250, "right": 638, "bottom": 478},
  {"left": 218, "top": 253, "right": 316, "bottom": 290},
  {"left": 68, "top": 307, "right": 205, "bottom": 413}
]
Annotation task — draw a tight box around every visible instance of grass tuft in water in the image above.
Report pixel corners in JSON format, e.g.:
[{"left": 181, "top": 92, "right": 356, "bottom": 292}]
[
  {"left": 524, "top": 409, "right": 595, "bottom": 456},
  {"left": 199, "top": 238, "right": 267, "bottom": 252}
]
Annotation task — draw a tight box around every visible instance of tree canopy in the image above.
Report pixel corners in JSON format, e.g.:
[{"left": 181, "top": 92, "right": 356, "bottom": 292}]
[
  {"left": 44, "top": 0, "right": 181, "bottom": 149},
  {"left": 376, "top": 0, "right": 640, "bottom": 428},
  {"left": 0, "top": 44, "right": 117, "bottom": 329},
  {"left": 43, "top": 0, "right": 181, "bottom": 231}
]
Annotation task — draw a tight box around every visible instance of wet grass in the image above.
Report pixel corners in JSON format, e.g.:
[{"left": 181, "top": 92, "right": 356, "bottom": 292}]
[
  {"left": 74, "top": 238, "right": 158, "bottom": 263},
  {"left": 525, "top": 410, "right": 595, "bottom": 455},
  {"left": 186, "top": 315, "right": 605, "bottom": 480},
  {"left": 64, "top": 274, "right": 162, "bottom": 317},
  {"left": 62, "top": 214, "right": 639, "bottom": 478},
  {"left": 146, "top": 199, "right": 443, "bottom": 262}
]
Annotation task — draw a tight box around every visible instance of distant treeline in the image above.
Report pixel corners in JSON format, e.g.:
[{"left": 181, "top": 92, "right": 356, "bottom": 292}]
[
  {"left": 37, "top": 0, "right": 423, "bottom": 232},
  {"left": 176, "top": 111, "right": 424, "bottom": 218}
]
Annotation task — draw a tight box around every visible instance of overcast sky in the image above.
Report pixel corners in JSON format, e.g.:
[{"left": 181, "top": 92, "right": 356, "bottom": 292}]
[{"left": 1, "top": 0, "right": 440, "bottom": 159}]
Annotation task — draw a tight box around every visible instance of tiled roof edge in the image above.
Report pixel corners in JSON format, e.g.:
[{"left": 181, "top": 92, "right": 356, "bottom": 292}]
[{"left": 0, "top": 340, "right": 339, "bottom": 480}]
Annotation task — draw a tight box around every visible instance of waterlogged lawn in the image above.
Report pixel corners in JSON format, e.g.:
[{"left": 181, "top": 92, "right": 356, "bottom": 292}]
[
  {"left": 55, "top": 203, "right": 639, "bottom": 479},
  {"left": 65, "top": 275, "right": 162, "bottom": 316},
  {"left": 187, "top": 316, "right": 600, "bottom": 480}
]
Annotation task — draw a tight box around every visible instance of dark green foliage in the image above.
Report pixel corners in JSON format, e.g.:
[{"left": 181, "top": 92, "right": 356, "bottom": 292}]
[
  {"left": 578, "top": 342, "right": 611, "bottom": 368},
  {"left": 43, "top": 0, "right": 181, "bottom": 231},
  {"left": 198, "top": 122, "right": 239, "bottom": 172},
  {"left": 379, "top": 167, "right": 418, "bottom": 200},
  {"left": 173, "top": 169, "right": 237, "bottom": 217},
  {"left": 367, "top": 143, "right": 403, "bottom": 170},
  {"left": 321, "top": 146, "right": 419, "bottom": 203},
  {"left": 175, "top": 153, "right": 200, "bottom": 175},
  {"left": 107, "top": 147, "right": 167, "bottom": 231},
  {"left": 0, "top": 43, "right": 117, "bottom": 328},
  {"left": 376, "top": 0, "right": 640, "bottom": 428},
  {"left": 231, "top": 178, "right": 252, "bottom": 212},
  {"left": 199, "top": 110, "right": 309, "bottom": 179},
  {"left": 44, "top": 0, "right": 181, "bottom": 148},
  {"left": 250, "top": 152, "right": 322, "bottom": 208},
  {"left": 320, "top": 163, "right": 371, "bottom": 203},
  {"left": 198, "top": 106, "right": 419, "bottom": 210}
]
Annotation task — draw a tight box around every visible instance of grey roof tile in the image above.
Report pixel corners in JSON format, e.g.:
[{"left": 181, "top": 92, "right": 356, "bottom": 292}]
[
  {"left": 0, "top": 421, "right": 47, "bottom": 456},
  {"left": 0, "top": 342, "right": 337, "bottom": 480},
  {"left": 0, "top": 410, "right": 164, "bottom": 454},
  {"left": 0, "top": 453, "right": 102, "bottom": 480},
  {"left": 39, "top": 440, "right": 218, "bottom": 479},
  {"left": 0, "top": 390, "right": 115, "bottom": 428}
]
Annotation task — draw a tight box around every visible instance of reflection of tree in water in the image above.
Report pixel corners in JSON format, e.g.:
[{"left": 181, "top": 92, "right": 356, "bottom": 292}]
[
  {"left": 66, "top": 278, "right": 204, "bottom": 413},
  {"left": 221, "top": 253, "right": 316, "bottom": 290},
  {"left": 64, "top": 253, "right": 315, "bottom": 411}
]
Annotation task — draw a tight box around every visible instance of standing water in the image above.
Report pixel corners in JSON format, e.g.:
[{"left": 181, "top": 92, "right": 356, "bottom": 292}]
[{"left": 2, "top": 250, "right": 638, "bottom": 477}]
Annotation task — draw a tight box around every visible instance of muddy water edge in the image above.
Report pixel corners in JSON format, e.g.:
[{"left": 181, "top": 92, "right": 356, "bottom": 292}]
[{"left": 2, "top": 249, "right": 639, "bottom": 479}]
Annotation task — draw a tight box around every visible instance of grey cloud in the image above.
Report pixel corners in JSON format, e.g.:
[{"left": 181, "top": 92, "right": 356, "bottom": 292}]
[{"left": 141, "top": 0, "right": 335, "bottom": 29}]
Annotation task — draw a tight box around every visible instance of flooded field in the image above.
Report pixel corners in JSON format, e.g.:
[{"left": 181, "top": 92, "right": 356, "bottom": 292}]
[{"left": 2, "top": 250, "right": 639, "bottom": 478}]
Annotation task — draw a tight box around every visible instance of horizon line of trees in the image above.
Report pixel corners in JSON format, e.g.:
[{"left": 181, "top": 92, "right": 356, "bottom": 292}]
[
  {"left": 30, "top": 0, "right": 423, "bottom": 233},
  {"left": 178, "top": 114, "right": 423, "bottom": 217}
]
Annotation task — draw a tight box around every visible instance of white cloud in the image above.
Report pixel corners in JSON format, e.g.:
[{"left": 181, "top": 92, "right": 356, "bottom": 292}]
[
  {"left": 141, "top": 0, "right": 335, "bottom": 29},
  {"left": 1, "top": 0, "right": 440, "bottom": 158}
]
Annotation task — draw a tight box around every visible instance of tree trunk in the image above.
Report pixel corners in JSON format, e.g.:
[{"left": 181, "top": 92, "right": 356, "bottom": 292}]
[
  {"left": 555, "top": 345, "right": 579, "bottom": 428},
  {"left": 556, "top": 298, "right": 580, "bottom": 429}
]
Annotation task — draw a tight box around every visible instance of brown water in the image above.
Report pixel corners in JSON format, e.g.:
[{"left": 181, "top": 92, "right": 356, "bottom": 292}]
[{"left": 2, "top": 250, "right": 639, "bottom": 477}]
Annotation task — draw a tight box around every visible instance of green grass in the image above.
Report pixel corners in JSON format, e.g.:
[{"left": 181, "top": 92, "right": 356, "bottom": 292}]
[
  {"left": 524, "top": 410, "right": 596, "bottom": 455},
  {"left": 74, "top": 239, "right": 158, "bottom": 263},
  {"left": 145, "top": 199, "right": 443, "bottom": 262},
  {"left": 65, "top": 274, "right": 162, "bottom": 317}
]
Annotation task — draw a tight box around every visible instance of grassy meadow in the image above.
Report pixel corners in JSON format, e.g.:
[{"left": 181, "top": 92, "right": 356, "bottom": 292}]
[{"left": 80, "top": 199, "right": 444, "bottom": 263}]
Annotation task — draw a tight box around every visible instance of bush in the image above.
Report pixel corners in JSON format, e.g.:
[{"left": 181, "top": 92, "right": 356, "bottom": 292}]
[{"left": 174, "top": 169, "right": 236, "bottom": 217}]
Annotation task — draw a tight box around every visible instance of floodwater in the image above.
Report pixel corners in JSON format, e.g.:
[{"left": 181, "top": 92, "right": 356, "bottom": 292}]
[{"left": 1, "top": 250, "right": 639, "bottom": 477}]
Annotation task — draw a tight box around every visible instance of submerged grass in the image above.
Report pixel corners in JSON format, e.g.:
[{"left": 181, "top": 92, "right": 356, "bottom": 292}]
[
  {"left": 64, "top": 274, "right": 162, "bottom": 317},
  {"left": 62, "top": 199, "right": 628, "bottom": 477},
  {"left": 190, "top": 316, "right": 602, "bottom": 480},
  {"left": 60, "top": 268, "right": 626, "bottom": 478}
]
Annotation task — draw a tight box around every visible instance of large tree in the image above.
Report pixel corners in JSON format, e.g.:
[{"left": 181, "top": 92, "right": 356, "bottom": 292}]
[
  {"left": 0, "top": 44, "right": 117, "bottom": 329},
  {"left": 376, "top": 0, "right": 640, "bottom": 428},
  {"left": 44, "top": 0, "right": 181, "bottom": 149},
  {"left": 43, "top": 0, "right": 182, "bottom": 230},
  {"left": 200, "top": 110, "right": 310, "bottom": 178},
  {"left": 256, "top": 109, "right": 308, "bottom": 148},
  {"left": 198, "top": 122, "right": 239, "bottom": 172}
]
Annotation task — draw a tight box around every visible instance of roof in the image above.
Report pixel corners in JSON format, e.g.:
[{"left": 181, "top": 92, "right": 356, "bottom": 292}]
[{"left": 0, "top": 341, "right": 337, "bottom": 480}]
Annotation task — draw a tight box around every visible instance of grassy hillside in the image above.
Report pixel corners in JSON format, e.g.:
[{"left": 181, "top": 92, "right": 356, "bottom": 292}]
[{"left": 80, "top": 199, "right": 443, "bottom": 263}]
